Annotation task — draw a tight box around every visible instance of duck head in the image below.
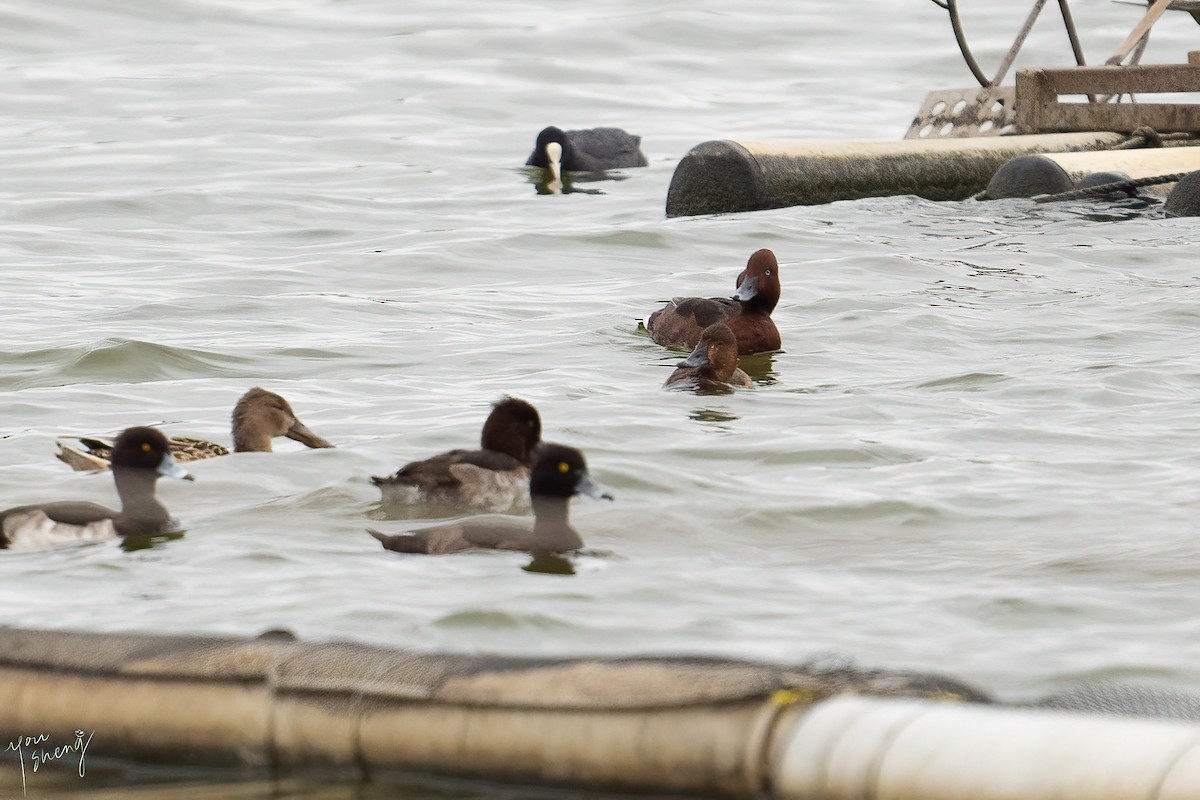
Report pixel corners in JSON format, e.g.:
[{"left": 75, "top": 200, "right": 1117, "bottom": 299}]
[
  {"left": 678, "top": 323, "right": 741, "bottom": 382},
  {"left": 480, "top": 397, "right": 542, "bottom": 466},
  {"left": 111, "top": 426, "right": 194, "bottom": 481},
  {"left": 231, "top": 388, "right": 334, "bottom": 453},
  {"left": 731, "top": 249, "right": 781, "bottom": 315},
  {"left": 530, "top": 443, "right": 612, "bottom": 502},
  {"left": 530, "top": 126, "right": 570, "bottom": 182}
]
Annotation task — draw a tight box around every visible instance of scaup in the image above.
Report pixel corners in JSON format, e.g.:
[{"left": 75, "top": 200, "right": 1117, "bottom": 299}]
[
  {"left": 2, "top": 426, "right": 193, "bottom": 551},
  {"left": 372, "top": 397, "right": 542, "bottom": 513},
  {"left": 664, "top": 323, "right": 753, "bottom": 391},
  {"left": 368, "top": 443, "right": 611, "bottom": 555},
  {"left": 526, "top": 126, "right": 648, "bottom": 184},
  {"left": 647, "top": 248, "right": 781, "bottom": 355},
  {"left": 56, "top": 387, "right": 334, "bottom": 471}
]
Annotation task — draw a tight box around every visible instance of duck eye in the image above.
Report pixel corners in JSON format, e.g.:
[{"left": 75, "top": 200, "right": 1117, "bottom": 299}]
[
  {"left": 765, "top": 269, "right": 772, "bottom": 276},
  {"left": 557, "top": 462, "right": 570, "bottom": 474},
  {"left": 141, "top": 443, "right": 152, "bottom": 453}
]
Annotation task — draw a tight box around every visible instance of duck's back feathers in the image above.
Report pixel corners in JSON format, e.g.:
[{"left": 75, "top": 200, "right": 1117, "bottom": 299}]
[
  {"left": 648, "top": 297, "right": 739, "bottom": 349},
  {"left": 372, "top": 397, "right": 541, "bottom": 513},
  {"left": 563, "top": 127, "right": 648, "bottom": 170},
  {"left": 372, "top": 449, "right": 530, "bottom": 512},
  {"left": 1, "top": 507, "right": 119, "bottom": 551},
  {"left": 56, "top": 436, "right": 229, "bottom": 473}
]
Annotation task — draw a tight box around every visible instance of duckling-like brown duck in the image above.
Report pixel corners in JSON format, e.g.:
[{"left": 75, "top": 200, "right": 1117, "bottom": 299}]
[{"left": 663, "top": 323, "right": 753, "bottom": 391}]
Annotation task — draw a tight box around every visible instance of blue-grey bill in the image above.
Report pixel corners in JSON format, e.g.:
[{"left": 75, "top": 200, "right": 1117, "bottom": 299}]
[
  {"left": 158, "top": 453, "right": 194, "bottom": 481},
  {"left": 732, "top": 276, "right": 758, "bottom": 302},
  {"left": 577, "top": 471, "right": 613, "bottom": 501},
  {"left": 679, "top": 344, "right": 709, "bottom": 368}
]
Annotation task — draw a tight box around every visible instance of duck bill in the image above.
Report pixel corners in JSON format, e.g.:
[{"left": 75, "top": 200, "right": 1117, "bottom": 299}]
[
  {"left": 678, "top": 343, "right": 710, "bottom": 369},
  {"left": 731, "top": 275, "right": 759, "bottom": 302},
  {"left": 287, "top": 420, "right": 335, "bottom": 449},
  {"left": 158, "top": 453, "right": 195, "bottom": 482},
  {"left": 576, "top": 471, "right": 614, "bottom": 501}
]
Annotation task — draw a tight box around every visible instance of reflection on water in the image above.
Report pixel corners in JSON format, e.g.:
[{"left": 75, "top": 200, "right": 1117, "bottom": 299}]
[
  {"left": 742, "top": 353, "right": 777, "bottom": 388},
  {"left": 119, "top": 530, "right": 186, "bottom": 553},
  {"left": 1076, "top": 196, "right": 1162, "bottom": 222},
  {"left": 687, "top": 408, "right": 739, "bottom": 424},
  {"left": 665, "top": 379, "right": 737, "bottom": 396},
  {"left": 522, "top": 552, "right": 576, "bottom": 575},
  {"left": 525, "top": 168, "right": 628, "bottom": 196}
]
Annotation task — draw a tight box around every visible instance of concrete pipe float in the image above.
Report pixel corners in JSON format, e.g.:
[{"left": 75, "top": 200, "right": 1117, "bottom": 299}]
[
  {"left": 665, "top": 131, "right": 1134, "bottom": 216},
  {"left": 2, "top": 626, "right": 1200, "bottom": 799}
]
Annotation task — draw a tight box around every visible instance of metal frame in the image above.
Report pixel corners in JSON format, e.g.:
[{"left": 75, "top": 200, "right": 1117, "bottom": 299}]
[{"left": 909, "top": 1, "right": 1200, "bottom": 138}]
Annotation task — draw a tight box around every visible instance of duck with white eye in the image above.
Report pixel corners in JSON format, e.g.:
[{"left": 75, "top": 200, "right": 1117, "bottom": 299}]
[
  {"left": 2, "top": 426, "right": 194, "bottom": 552},
  {"left": 368, "top": 444, "right": 612, "bottom": 556}
]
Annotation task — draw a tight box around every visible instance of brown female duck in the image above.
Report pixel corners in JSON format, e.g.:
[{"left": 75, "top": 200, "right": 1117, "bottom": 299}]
[
  {"left": 55, "top": 387, "right": 334, "bottom": 471},
  {"left": 663, "top": 323, "right": 753, "bottom": 391}
]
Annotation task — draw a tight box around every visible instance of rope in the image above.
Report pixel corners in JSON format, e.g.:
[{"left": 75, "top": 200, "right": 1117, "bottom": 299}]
[
  {"left": 1109, "top": 126, "right": 1197, "bottom": 150},
  {"left": 1031, "top": 172, "right": 1190, "bottom": 203}
]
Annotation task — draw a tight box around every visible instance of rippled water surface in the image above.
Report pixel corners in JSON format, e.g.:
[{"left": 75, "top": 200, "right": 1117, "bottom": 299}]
[{"left": 3, "top": 0, "right": 1200, "bottom": 723}]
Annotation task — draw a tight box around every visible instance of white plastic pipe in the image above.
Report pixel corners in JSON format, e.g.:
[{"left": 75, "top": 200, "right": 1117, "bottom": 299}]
[{"left": 771, "top": 695, "right": 1200, "bottom": 800}]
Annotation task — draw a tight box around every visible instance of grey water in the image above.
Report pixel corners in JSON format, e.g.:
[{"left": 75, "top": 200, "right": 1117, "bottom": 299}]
[{"left": 3, "top": 1, "right": 1200, "bottom": 794}]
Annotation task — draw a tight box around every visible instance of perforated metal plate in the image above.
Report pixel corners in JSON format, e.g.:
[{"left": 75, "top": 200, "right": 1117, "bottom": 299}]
[{"left": 905, "top": 86, "right": 1018, "bottom": 139}]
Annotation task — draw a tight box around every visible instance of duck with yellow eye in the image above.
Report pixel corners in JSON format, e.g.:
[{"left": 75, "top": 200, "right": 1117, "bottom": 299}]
[
  {"left": 368, "top": 444, "right": 612, "bottom": 555},
  {"left": 2, "top": 426, "right": 193, "bottom": 551}
]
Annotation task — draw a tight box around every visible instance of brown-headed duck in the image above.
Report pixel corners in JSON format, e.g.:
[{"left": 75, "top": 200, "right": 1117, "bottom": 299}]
[
  {"left": 647, "top": 248, "right": 781, "bottom": 355},
  {"left": 372, "top": 397, "right": 542, "bottom": 513},
  {"left": 664, "top": 323, "right": 754, "bottom": 391},
  {"left": 526, "top": 126, "right": 648, "bottom": 184},
  {"left": 55, "top": 387, "right": 334, "bottom": 471},
  {"left": 2, "top": 427, "right": 193, "bottom": 551},
  {"left": 369, "top": 444, "right": 611, "bottom": 555}
]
